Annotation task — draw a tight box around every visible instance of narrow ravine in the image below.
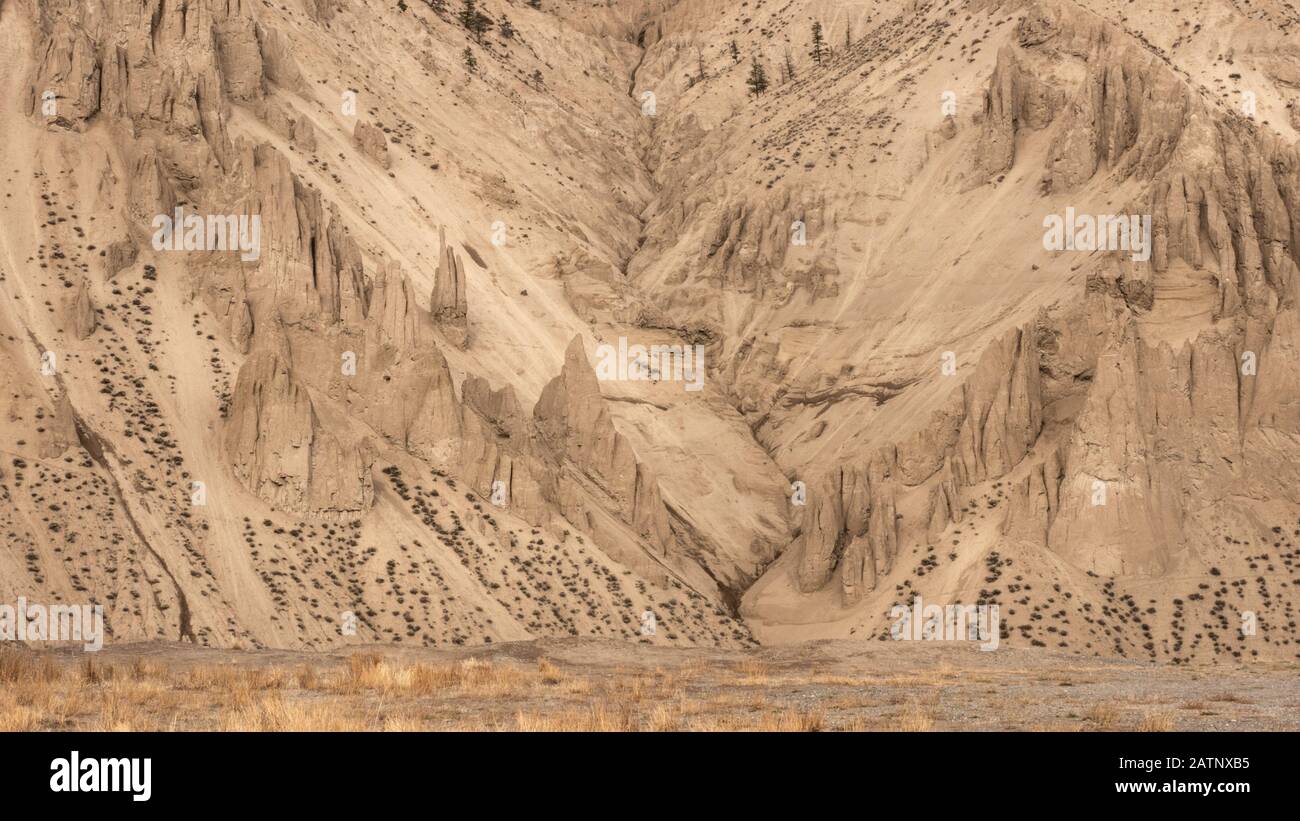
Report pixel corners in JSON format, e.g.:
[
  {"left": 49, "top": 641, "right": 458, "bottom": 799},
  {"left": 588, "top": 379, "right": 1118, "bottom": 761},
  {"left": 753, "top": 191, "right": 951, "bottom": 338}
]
[
  {"left": 73, "top": 415, "right": 197, "bottom": 644},
  {"left": 24, "top": 326, "right": 196, "bottom": 644},
  {"left": 620, "top": 21, "right": 663, "bottom": 277}
]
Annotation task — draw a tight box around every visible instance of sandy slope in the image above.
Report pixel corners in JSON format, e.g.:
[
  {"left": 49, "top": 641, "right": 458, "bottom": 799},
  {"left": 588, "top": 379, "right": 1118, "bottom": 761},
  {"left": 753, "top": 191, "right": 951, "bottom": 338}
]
[{"left": 2, "top": 0, "right": 1300, "bottom": 667}]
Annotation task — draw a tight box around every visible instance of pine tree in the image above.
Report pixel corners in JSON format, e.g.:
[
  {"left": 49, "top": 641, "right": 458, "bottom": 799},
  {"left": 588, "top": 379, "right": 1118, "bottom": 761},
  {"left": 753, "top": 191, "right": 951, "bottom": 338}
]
[
  {"left": 688, "top": 51, "right": 706, "bottom": 87},
  {"left": 730, "top": 40, "right": 740, "bottom": 63},
  {"left": 531, "top": 69, "right": 544, "bottom": 88},
  {"left": 397, "top": 0, "right": 408, "bottom": 11},
  {"left": 746, "top": 56, "right": 768, "bottom": 96},
  {"left": 810, "top": 21, "right": 825, "bottom": 65},
  {"left": 528, "top": 0, "right": 541, "bottom": 8},
  {"left": 845, "top": 20, "right": 852, "bottom": 50},
  {"left": 462, "top": 46, "right": 478, "bottom": 73},
  {"left": 499, "top": 15, "right": 515, "bottom": 39},
  {"left": 460, "top": 0, "right": 489, "bottom": 42},
  {"left": 784, "top": 49, "right": 795, "bottom": 81}
]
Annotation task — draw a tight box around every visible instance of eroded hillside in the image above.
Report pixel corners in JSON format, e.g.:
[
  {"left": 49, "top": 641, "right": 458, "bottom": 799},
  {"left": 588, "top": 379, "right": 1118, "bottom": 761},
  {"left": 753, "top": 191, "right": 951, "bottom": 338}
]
[{"left": 2, "top": 0, "right": 1300, "bottom": 662}]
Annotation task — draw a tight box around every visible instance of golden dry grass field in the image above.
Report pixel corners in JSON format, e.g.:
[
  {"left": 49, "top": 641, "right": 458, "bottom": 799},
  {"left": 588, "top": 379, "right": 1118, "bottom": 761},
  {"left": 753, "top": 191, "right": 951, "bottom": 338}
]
[{"left": 2, "top": 639, "right": 1295, "bottom": 731}]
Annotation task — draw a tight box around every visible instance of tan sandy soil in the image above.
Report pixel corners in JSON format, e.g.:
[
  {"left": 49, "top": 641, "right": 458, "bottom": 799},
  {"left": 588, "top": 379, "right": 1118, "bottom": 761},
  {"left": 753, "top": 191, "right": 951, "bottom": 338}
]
[{"left": 3, "top": 0, "right": 1300, "bottom": 679}]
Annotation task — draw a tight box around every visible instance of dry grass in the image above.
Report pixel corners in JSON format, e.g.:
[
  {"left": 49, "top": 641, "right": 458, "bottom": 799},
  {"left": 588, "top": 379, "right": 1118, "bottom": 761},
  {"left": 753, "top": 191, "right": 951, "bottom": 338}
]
[
  {"left": 332, "top": 655, "right": 539, "bottom": 698},
  {"left": 684, "top": 708, "right": 826, "bottom": 732},
  {"left": 1085, "top": 702, "right": 1121, "bottom": 729},
  {"left": 294, "top": 664, "right": 318, "bottom": 690},
  {"left": 1209, "top": 692, "right": 1253, "bottom": 704},
  {"left": 537, "top": 658, "right": 564, "bottom": 684},
  {"left": 759, "top": 709, "right": 824, "bottom": 732},
  {"left": 0, "top": 649, "right": 60, "bottom": 684},
  {"left": 515, "top": 702, "right": 635, "bottom": 732},
  {"left": 1137, "top": 711, "right": 1175, "bottom": 732},
  {"left": 647, "top": 703, "right": 680, "bottom": 731},
  {"left": 896, "top": 700, "right": 934, "bottom": 732},
  {"left": 381, "top": 714, "right": 428, "bottom": 732},
  {"left": 1029, "top": 723, "right": 1083, "bottom": 732},
  {"left": 734, "top": 658, "right": 772, "bottom": 685},
  {"left": 0, "top": 650, "right": 530, "bottom": 731},
  {"left": 0, "top": 646, "right": 1289, "bottom": 732},
  {"left": 222, "top": 693, "right": 365, "bottom": 732},
  {"left": 0, "top": 704, "right": 41, "bottom": 732}
]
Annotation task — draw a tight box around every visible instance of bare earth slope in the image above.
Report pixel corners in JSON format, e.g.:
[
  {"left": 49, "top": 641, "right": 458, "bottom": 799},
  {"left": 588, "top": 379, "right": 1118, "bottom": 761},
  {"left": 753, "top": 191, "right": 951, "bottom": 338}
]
[{"left": 2, "top": 0, "right": 1300, "bottom": 665}]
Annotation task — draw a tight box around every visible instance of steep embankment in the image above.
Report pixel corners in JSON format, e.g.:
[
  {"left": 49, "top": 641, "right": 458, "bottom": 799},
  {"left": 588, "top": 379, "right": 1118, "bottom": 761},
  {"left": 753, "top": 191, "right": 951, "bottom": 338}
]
[{"left": 3, "top": 0, "right": 1300, "bottom": 663}]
